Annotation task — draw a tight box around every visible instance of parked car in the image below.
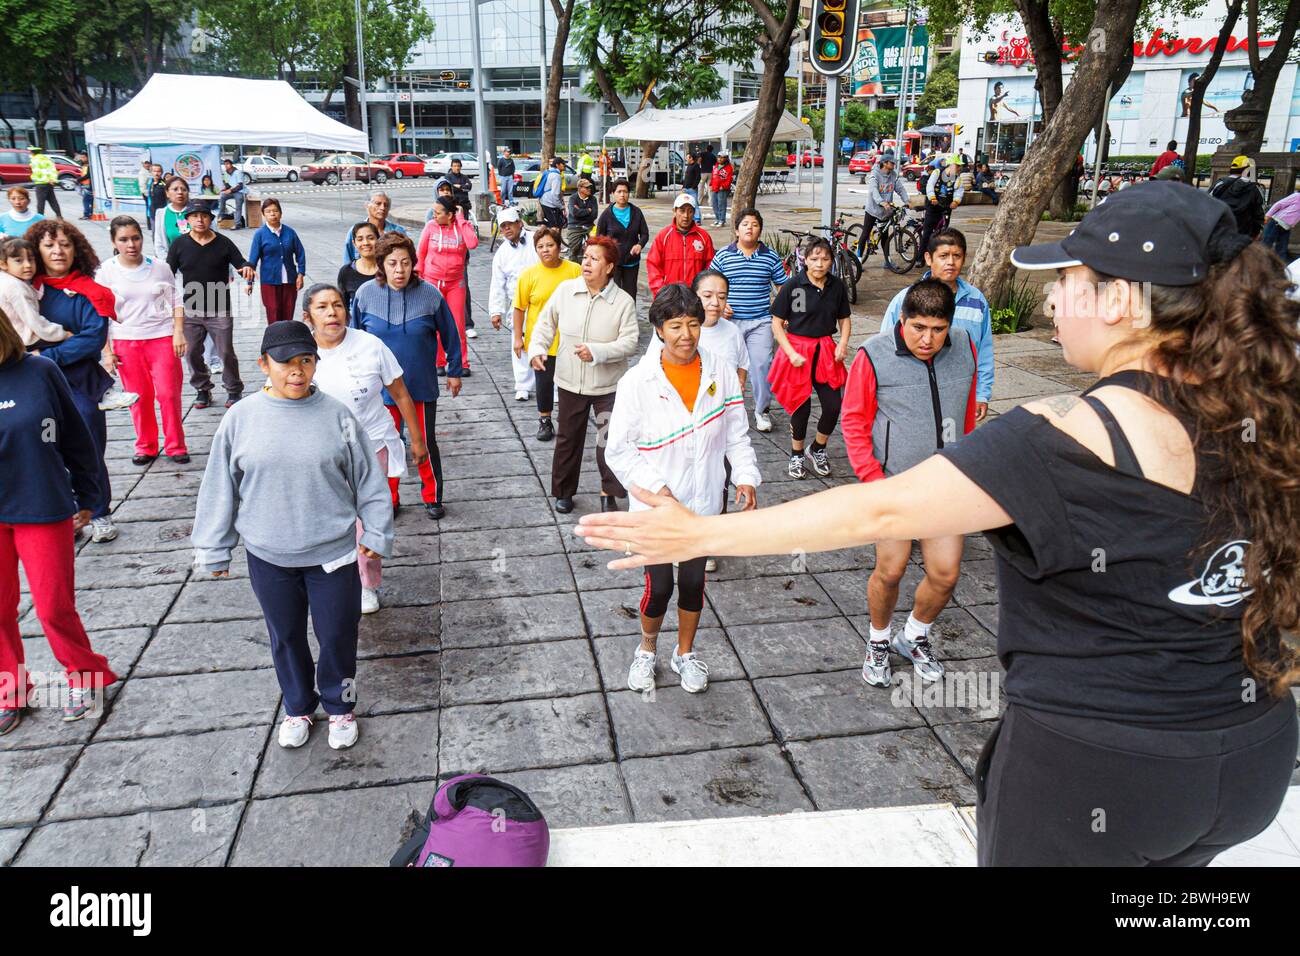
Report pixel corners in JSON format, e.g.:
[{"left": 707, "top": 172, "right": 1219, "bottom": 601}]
[
  {"left": 786, "top": 150, "right": 824, "bottom": 169},
  {"left": 512, "top": 159, "right": 579, "bottom": 198},
  {"left": 0, "top": 148, "right": 81, "bottom": 190},
  {"left": 425, "top": 152, "right": 480, "bottom": 177},
  {"left": 238, "top": 154, "right": 300, "bottom": 182},
  {"left": 900, "top": 161, "right": 929, "bottom": 181},
  {"left": 848, "top": 151, "right": 873, "bottom": 179},
  {"left": 376, "top": 153, "right": 427, "bottom": 179},
  {"left": 299, "top": 154, "right": 390, "bottom": 186}
]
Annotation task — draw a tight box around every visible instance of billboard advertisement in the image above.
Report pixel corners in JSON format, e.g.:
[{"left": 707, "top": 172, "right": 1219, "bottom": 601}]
[{"left": 851, "top": 26, "right": 929, "bottom": 97}]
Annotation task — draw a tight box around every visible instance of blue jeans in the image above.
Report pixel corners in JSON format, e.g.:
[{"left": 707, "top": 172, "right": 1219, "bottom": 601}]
[
  {"left": 79, "top": 187, "right": 93, "bottom": 218},
  {"left": 733, "top": 318, "right": 774, "bottom": 415},
  {"left": 712, "top": 190, "right": 730, "bottom": 224},
  {"left": 501, "top": 175, "right": 515, "bottom": 202},
  {"left": 1262, "top": 219, "right": 1291, "bottom": 258}
]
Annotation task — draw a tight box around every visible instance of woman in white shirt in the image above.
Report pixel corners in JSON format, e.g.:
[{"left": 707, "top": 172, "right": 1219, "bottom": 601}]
[
  {"left": 302, "top": 283, "right": 430, "bottom": 614},
  {"left": 95, "top": 215, "right": 189, "bottom": 464}
]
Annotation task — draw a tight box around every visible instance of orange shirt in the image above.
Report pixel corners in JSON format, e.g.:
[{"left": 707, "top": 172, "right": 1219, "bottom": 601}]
[{"left": 661, "top": 353, "right": 702, "bottom": 412}]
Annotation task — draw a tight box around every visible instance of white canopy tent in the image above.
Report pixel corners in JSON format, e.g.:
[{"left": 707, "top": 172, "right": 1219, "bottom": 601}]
[
  {"left": 603, "top": 101, "right": 813, "bottom": 145},
  {"left": 85, "top": 73, "right": 367, "bottom": 214}
]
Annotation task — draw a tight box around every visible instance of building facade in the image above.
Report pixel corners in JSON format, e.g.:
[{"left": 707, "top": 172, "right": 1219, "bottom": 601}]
[{"left": 955, "top": 15, "right": 1300, "bottom": 164}]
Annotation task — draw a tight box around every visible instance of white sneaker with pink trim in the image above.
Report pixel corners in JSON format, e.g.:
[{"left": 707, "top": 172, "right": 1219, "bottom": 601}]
[
  {"left": 278, "top": 715, "right": 312, "bottom": 749},
  {"left": 328, "top": 713, "right": 359, "bottom": 749}
]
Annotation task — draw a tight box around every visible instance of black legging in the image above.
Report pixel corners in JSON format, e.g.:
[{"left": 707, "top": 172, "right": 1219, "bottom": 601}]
[
  {"left": 534, "top": 354, "right": 557, "bottom": 415},
  {"left": 856, "top": 212, "right": 879, "bottom": 256},
  {"left": 640, "top": 557, "right": 708, "bottom": 618},
  {"left": 614, "top": 263, "right": 639, "bottom": 303},
  {"left": 790, "top": 345, "right": 843, "bottom": 443},
  {"left": 918, "top": 203, "right": 950, "bottom": 262}
]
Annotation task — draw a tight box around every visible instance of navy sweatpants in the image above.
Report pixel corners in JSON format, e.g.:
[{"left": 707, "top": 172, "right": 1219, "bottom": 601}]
[
  {"left": 67, "top": 386, "right": 111, "bottom": 520},
  {"left": 246, "top": 552, "right": 361, "bottom": 717}
]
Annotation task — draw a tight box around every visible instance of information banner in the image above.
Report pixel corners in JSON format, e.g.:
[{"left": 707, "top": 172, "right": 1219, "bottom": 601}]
[
  {"left": 151, "top": 144, "right": 222, "bottom": 192},
  {"left": 98, "top": 145, "right": 150, "bottom": 201}
]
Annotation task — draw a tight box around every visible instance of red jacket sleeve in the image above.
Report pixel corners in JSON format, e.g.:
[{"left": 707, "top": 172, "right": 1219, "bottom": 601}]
[
  {"left": 646, "top": 228, "right": 666, "bottom": 296},
  {"left": 842, "top": 348, "right": 885, "bottom": 482},
  {"left": 416, "top": 223, "right": 432, "bottom": 280},
  {"left": 964, "top": 338, "right": 979, "bottom": 434},
  {"left": 702, "top": 232, "right": 716, "bottom": 271}
]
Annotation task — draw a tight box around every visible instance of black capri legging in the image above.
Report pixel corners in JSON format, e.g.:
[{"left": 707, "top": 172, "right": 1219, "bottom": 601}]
[
  {"left": 790, "top": 382, "right": 843, "bottom": 442},
  {"left": 534, "top": 354, "right": 557, "bottom": 415},
  {"left": 640, "top": 557, "right": 708, "bottom": 619}
]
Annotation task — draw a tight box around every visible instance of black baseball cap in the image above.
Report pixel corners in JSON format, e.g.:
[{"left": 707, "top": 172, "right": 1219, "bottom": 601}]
[
  {"left": 1010, "top": 180, "right": 1236, "bottom": 286},
  {"left": 261, "top": 320, "right": 318, "bottom": 362},
  {"left": 182, "top": 202, "right": 213, "bottom": 219}
]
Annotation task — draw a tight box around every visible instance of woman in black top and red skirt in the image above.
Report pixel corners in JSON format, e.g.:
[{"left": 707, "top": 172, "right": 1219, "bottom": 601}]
[{"left": 575, "top": 181, "right": 1300, "bottom": 866}]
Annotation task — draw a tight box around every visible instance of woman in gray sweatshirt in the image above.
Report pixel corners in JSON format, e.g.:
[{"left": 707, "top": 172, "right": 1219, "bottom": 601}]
[{"left": 192, "top": 319, "right": 394, "bottom": 752}]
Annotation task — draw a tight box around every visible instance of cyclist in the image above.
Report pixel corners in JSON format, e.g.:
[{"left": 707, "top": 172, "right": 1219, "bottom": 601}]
[
  {"left": 856, "top": 150, "right": 908, "bottom": 261},
  {"left": 920, "top": 161, "right": 964, "bottom": 262}
]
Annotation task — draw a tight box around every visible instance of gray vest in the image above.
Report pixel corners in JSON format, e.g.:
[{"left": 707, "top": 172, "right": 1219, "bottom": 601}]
[{"left": 861, "top": 324, "right": 975, "bottom": 477}]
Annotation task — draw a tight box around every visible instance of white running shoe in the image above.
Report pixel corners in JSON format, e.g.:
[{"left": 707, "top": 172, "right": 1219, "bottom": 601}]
[
  {"left": 98, "top": 386, "right": 140, "bottom": 411},
  {"left": 466, "top": 327, "right": 478, "bottom": 339},
  {"left": 628, "top": 648, "right": 657, "bottom": 692},
  {"left": 862, "top": 640, "right": 892, "bottom": 687},
  {"left": 90, "top": 516, "right": 118, "bottom": 543},
  {"left": 361, "top": 588, "right": 380, "bottom": 614},
  {"left": 893, "top": 631, "right": 945, "bottom": 682},
  {"left": 514, "top": 389, "right": 530, "bottom": 402},
  {"left": 278, "top": 715, "right": 312, "bottom": 748},
  {"left": 328, "top": 713, "right": 359, "bottom": 749},
  {"left": 755, "top": 411, "right": 773, "bottom": 432},
  {"left": 807, "top": 447, "right": 831, "bottom": 477},
  {"left": 704, "top": 558, "right": 717, "bottom": 572},
  {"left": 671, "top": 647, "right": 710, "bottom": 693},
  {"left": 788, "top": 454, "right": 807, "bottom": 480},
  {"left": 209, "top": 359, "right": 223, "bottom": 375}
]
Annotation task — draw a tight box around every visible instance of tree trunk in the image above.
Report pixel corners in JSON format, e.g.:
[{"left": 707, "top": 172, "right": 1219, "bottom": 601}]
[
  {"left": 1221, "top": 0, "right": 1300, "bottom": 155},
  {"left": 541, "top": 0, "right": 576, "bottom": 163},
  {"left": 634, "top": 139, "right": 660, "bottom": 199},
  {"left": 734, "top": 0, "right": 798, "bottom": 213},
  {"left": 969, "top": 0, "right": 1143, "bottom": 307},
  {"left": 343, "top": 46, "right": 361, "bottom": 130},
  {"left": 1184, "top": 0, "right": 1242, "bottom": 183},
  {"left": 30, "top": 87, "right": 47, "bottom": 150},
  {"left": 0, "top": 110, "right": 14, "bottom": 148},
  {"left": 1015, "top": 1, "right": 1071, "bottom": 220}
]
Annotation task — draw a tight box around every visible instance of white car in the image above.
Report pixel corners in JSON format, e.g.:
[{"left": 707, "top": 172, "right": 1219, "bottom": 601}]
[
  {"left": 424, "top": 152, "right": 480, "bottom": 177},
  {"left": 239, "top": 154, "right": 300, "bottom": 182}
]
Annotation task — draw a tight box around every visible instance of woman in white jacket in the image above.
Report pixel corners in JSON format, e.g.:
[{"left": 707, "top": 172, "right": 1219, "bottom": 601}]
[{"left": 605, "top": 283, "right": 760, "bottom": 694}]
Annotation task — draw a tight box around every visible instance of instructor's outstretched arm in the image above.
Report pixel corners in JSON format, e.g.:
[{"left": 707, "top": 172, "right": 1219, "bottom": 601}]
[{"left": 574, "top": 454, "right": 1013, "bottom": 570}]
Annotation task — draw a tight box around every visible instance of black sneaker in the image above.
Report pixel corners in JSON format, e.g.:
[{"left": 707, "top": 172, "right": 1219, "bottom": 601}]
[
  {"left": 132, "top": 453, "right": 157, "bottom": 466},
  {"left": 554, "top": 497, "right": 574, "bottom": 514},
  {"left": 169, "top": 453, "right": 191, "bottom": 464},
  {"left": 437, "top": 367, "right": 447, "bottom": 377},
  {"left": 194, "top": 391, "right": 213, "bottom": 409},
  {"left": 536, "top": 417, "right": 554, "bottom": 442},
  {"left": 600, "top": 496, "right": 620, "bottom": 512},
  {"left": 225, "top": 393, "right": 242, "bottom": 408},
  {"left": 788, "top": 454, "right": 807, "bottom": 480},
  {"left": 425, "top": 502, "right": 445, "bottom": 520},
  {"left": 807, "top": 446, "right": 831, "bottom": 477},
  {"left": 459, "top": 368, "right": 472, "bottom": 378}
]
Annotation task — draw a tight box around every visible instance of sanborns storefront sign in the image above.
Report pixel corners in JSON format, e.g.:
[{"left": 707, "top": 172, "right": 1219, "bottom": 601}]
[{"left": 990, "top": 27, "right": 1276, "bottom": 68}]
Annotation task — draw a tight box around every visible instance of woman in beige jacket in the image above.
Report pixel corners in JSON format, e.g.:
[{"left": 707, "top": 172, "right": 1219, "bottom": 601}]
[{"left": 528, "top": 235, "right": 639, "bottom": 514}]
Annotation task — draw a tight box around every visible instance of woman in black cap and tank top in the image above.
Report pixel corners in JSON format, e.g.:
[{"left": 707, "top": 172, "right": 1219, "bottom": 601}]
[{"left": 575, "top": 180, "right": 1300, "bottom": 866}]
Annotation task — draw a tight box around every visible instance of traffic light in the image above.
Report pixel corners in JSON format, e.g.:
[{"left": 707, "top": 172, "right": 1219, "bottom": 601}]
[
  {"left": 809, "top": 0, "right": 861, "bottom": 77},
  {"left": 397, "top": 122, "right": 407, "bottom": 134},
  {"left": 954, "top": 124, "right": 963, "bottom": 137}
]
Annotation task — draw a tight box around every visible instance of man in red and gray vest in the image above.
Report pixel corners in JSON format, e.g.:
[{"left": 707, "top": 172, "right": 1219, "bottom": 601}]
[{"left": 841, "top": 278, "right": 977, "bottom": 691}]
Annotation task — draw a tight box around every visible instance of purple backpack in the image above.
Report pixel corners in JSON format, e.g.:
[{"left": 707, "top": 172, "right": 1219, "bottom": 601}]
[{"left": 391, "top": 774, "right": 550, "bottom": 867}]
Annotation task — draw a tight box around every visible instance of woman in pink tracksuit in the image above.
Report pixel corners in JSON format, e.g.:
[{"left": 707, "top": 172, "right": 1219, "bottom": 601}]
[{"left": 417, "top": 196, "right": 478, "bottom": 375}]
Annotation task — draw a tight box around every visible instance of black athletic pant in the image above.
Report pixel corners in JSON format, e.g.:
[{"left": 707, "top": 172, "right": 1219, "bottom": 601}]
[
  {"left": 856, "top": 212, "right": 879, "bottom": 256},
  {"left": 790, "top": 344, "right": 843, "bottom": 443},
  {"left": 534, "top": 354, "right": 557, "bottom": 415},
  {"left": 640, "top": 557, "right": 707, "bottom": 618},
  {"left": 35, "top": 183, "right": 62, "bottom": 218},
  {"left": 614, "top": 264, "right": 639, "bottom": 303},
  {"left": 918, "top": 203, "right": 950, "bottom": 261},
  {"left": 552, "top": 388, "right": 625, "bottom": 499},
  {"left": 976, "top": 698, "right": 1298, "bottom": 866}
]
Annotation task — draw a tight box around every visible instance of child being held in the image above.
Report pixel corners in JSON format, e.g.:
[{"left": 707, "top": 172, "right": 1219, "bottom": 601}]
[{"left": 0, "top": 237, "right": 71, "bottom": 348}]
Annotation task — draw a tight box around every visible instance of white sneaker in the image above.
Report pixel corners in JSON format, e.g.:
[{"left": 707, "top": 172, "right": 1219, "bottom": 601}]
[
  {"left": 893, "top": 630, "right": 945, "bottom": 682},
  {"left": 466, "top": 327, "right": 478, "bottom": 339},
  {"left": 755, "top": 411, "right": 772, "bottom": 432},
  {"left": 90, "top": 516, "right": 118, "bottom": 543},
  {"left": 671, "top": 646, "right": 710, "bottom": 693},
  {"left": 209, "top": 359, "right": 223, "bottom": 375},
  {"left": 862, "top": 640, "right": 892, "bottom": 687},
  {"left": 278, "top": 715, "right": 312, "bottom": 748},
  {"left": 361, "top": 588, "right": 380, "bottom": 614},
  {"left": 514, "top": 389, "right": 529, "bottom": 402},
  {"left": 328, "top": 713, "right": 359, "bottom": 749},
  {"left": 628, "top": 648, "right": 657, "bottom": 692},
  {"left": 98, "top": 386, "right": 140, "bottom": 411},
  {"left": 704, "top": 558, "right": 717, "bottom": 572}
]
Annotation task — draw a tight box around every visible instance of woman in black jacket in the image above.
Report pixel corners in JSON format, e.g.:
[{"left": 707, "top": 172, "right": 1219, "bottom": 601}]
[{"left": 595, "top": 178, "right": 649, "bottom": 304}]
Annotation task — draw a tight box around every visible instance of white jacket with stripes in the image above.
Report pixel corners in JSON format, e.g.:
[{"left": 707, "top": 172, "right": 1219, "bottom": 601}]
[{"left": 605, "top": 346, "right": 762, "bottom": 516}]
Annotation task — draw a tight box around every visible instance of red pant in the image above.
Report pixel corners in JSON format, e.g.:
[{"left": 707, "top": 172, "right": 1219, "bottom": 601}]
[
  {"left": 387, "top": 401, "right": 444, "bottom": 505},
  {"left": 433, "top": 278, "right": 470, "bottom": 371},
  {"left": 261, "top": 283, "right": 298, "bottom": 324},
  {"left": 112, "top": 335, "right": 187, "bottom": 457},
  {"left": 0, "top": 519, "right": 118, "bottom": 709}
]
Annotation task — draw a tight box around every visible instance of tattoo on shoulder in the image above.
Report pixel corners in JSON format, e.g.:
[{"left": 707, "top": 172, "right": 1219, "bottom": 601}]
[{"left": 1040, "top": 395, "right": 1081, "bottom": 418}]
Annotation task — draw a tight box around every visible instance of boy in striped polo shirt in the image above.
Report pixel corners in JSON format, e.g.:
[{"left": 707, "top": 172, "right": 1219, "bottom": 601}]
[{"left": 710, "top": 208, "right": 787, "bottom": 431}]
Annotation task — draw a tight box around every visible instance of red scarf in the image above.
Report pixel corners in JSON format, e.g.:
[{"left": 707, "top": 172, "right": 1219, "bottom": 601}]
[{"left": 34, "top": 270, "right": 118, "bottom": 322}]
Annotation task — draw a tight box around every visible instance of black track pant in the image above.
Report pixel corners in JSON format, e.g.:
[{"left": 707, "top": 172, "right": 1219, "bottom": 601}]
[
  {"left": 534, "top": 354, "right": 557, "bottom": 415},
  {"left": 640, "top": 557, "right": 707, "bottom": 619},
  {"left": 791, "top": 384, "right": 843, "bottom": 443},
  {"left": 976, "top": 698, "right": 1298, "bottom": 866}
]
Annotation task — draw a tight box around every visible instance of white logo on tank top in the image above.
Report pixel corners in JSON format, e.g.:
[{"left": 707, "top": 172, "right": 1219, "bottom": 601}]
[{"left": 1168, "top": 540, "right": 1253, "bottom": 607}]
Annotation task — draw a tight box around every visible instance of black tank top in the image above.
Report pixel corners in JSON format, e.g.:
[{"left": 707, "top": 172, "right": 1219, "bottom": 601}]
[{"left": 939, "top": 374, "right": 1273, "bottom": 727}]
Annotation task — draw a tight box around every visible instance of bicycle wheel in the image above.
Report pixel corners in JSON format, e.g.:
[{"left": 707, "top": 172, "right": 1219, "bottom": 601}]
[
  {"left": 844, "top": 222, "right": 865, "bottom": 255},
  {"left": 884, "top": 225, "right": 920, "bottom": 275},
  {"left": 836, "top": 247, "right": 860, "bottom": 304},
  {"left": 490, "top": 218, "right": 501, "bottom": 253}
]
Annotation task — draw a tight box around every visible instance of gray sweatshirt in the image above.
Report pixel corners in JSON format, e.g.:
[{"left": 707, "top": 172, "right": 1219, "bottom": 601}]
[{"left": 191, "top": 388, "right": 395, "bottom": 573}]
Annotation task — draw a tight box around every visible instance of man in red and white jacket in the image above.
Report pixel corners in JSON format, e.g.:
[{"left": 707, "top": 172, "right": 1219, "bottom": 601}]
[{"left": 646, "top": 194, "right": 716, "bottom": 298}]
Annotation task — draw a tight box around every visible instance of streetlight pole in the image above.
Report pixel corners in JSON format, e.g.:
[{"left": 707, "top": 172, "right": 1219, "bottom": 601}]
[
  {"left": 894, "top": 0, "right": 913, "bottom": 155},
  {"left": 539, "top": 0, "right": 548, "bottom": 155},
  {"left": 354, "top": 0, "right": 369, "bottom": 151},
  {"left": 469, "top": 0, "right": 489, "bottom": 177}
]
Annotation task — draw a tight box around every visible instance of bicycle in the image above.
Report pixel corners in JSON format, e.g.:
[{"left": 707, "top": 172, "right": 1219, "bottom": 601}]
[
  {"left": 778, "top": 221, "right": 862, "bottom": 304},
  {"left": 488, "top": 198, "right": 525, "bottom": 252},
  {"left": 846, "top": 205, "right": 921, "bottom": 275}
]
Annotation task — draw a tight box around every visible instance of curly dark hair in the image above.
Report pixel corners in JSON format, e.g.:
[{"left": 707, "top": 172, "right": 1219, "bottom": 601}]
[
  {"left": 25, "top": 219, "right": 101, "bottom": 276},
  {"left": 372, "top": 232, "right": 420, "bottom": 287}
]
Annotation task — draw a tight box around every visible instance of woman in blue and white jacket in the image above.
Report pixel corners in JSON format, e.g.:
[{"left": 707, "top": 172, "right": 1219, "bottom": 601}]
[
  {"left": 246, "top": 198, "right": 306, "bottom": 324},
  {"left": 605, "top": 283, "right": 760, "bottom": 696}
]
